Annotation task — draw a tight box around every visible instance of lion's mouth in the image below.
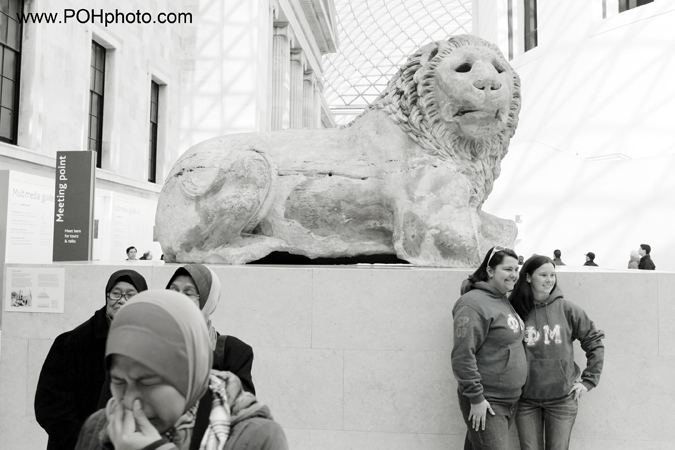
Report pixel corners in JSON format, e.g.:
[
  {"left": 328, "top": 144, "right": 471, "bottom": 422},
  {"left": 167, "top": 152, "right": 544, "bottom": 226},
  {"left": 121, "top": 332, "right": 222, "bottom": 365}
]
[
  {"left": 455, "top": 109, "right": 501, "bottom": 119},
  {"left": 454, "top": 109, "right": 508, "bottom": 124},
  {"left": 455, "top": 109, "right": 478, "bottom": 117}
]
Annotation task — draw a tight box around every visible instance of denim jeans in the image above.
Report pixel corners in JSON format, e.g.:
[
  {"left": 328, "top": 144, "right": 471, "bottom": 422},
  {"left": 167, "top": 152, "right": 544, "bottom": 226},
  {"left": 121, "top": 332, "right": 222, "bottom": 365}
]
[
  {"left": 515, "top": 393, "right": 578, "bottom": 450},
  {"left": 458, "top": 391, "right": 518, "bottom": 450}
]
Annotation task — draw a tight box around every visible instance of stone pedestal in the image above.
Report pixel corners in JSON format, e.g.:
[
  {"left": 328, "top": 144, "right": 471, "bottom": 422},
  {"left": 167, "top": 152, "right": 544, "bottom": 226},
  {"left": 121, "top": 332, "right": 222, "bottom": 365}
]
[{"left": 2, "top": 262, "right": 673, "bottom": 450}]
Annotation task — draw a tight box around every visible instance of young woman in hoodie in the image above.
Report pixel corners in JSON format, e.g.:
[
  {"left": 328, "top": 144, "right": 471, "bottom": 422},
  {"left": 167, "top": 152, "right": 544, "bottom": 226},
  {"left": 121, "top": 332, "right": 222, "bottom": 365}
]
[
  {"left": 509, "top": 255, "right": 605, "bottom": 450},
  {"left": 75, "top": 290, "right": 288, "bottom": 450},
  {"left": 452, "top": 246, "right": 527, "bottom": 450}
]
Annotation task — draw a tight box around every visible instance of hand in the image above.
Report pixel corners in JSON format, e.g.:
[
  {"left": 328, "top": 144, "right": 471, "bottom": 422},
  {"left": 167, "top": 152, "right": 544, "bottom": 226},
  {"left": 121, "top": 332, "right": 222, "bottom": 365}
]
[
  {"left": 107, "top": 399, "right": 162, "bottom": 450},
  {"left": 568, "top": 382, "right": 588, "bottom": 401},
  {"left": 468, "top": 400, "right": 495, "bottom": 431}
]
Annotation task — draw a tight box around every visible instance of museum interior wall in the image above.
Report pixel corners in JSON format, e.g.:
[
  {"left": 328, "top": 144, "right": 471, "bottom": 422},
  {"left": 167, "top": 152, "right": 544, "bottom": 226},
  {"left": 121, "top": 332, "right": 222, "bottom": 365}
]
[
  {"left": 1, "top": 0, "right": 338, "bottom": 266},
  {"left": 475, "top": 0, "right": 675, "bottom": 270},
  {"left": 1, "top": 263, "right": 673, "bottom": 449}
]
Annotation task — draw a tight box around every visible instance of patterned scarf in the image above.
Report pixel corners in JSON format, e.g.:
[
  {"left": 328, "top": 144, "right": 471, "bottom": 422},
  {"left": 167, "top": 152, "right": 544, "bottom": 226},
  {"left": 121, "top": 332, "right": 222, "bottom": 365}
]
[
  {"left": 99, "top": 371, "right": 257, "bottom": 450},
  {"left": 197, "top": 373, "right": 233, "bottom": 450},
  {"left": 177, "top": 370, "right": 259, "bottom": 450}
]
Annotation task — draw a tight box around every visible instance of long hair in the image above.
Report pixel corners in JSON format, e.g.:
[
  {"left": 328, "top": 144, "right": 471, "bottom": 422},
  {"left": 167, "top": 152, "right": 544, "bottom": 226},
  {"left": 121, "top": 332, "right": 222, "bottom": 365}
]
[
  {"left": 509, "top": 255, "right": 557, "bottom": 320},
  {"left": 468, "top": 246, "right": 519, "bottom": 283}
]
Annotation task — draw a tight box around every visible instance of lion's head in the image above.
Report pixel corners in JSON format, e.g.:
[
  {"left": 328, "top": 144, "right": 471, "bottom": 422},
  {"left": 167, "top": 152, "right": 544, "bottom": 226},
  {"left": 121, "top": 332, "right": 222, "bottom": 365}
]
[{"left": 353, "top": 34, "right": 521, "bottom": 207}]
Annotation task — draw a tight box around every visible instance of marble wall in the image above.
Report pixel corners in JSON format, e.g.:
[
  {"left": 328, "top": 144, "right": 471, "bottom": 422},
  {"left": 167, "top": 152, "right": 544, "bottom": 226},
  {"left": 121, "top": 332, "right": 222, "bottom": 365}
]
[{"left": 1, "top": 263, "right": 673, "bottom": 449}]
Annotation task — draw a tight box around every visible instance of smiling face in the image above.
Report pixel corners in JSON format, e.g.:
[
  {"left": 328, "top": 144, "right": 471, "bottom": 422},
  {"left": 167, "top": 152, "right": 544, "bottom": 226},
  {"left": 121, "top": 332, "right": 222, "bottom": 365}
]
[
  {"left": 109, "top": 354, "right": 186, "bottom": 433},
  {"left": 527, "top": 263, "right": 556, "bottom": 302},
  {"left": 434, "top": 46, "right": 514, "bottom": 138},
  {"left": 487, "top": 255, "right": 519, "bottom": 294}
]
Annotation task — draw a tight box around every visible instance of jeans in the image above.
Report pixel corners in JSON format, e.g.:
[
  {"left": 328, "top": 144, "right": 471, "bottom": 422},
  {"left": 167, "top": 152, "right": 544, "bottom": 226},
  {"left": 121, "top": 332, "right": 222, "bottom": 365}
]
[
  {"left": 515, "top": 393, "right": 578, "bottom": 450},
  {"left": 458, "top": 391, "right": 518, "bottom": 450}
]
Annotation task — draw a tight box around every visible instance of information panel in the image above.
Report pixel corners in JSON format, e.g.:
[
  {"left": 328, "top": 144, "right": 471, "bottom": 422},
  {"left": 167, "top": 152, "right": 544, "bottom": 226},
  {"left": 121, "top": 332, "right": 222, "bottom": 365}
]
[
  {"left": 4, "top": 267, "right": 65, "bottom": 313},
  {"left": 0, "top": 171, "right": 54, "bottom": 263},
  {"left": 52, "top": 151, "right": 96, "bottom": 261}
]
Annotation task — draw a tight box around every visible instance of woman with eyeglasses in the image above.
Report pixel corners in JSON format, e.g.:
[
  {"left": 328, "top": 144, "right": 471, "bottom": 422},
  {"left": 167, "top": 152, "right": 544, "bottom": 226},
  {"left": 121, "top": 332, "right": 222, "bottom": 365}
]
[
  {"left": 75, "top": 290, "right": 288, "bottom": 450},
  {"left": 35, "top": 269, "right": 148, "bottom": 450},
  {"left": 509, "top": 255, "right": 604, "bottom": 450},
  {"left": 167, "top": 264, "right": 256, "bottom": 395},
  {"left": 451, "top": 246, "right": 527, "bottom": 450}
]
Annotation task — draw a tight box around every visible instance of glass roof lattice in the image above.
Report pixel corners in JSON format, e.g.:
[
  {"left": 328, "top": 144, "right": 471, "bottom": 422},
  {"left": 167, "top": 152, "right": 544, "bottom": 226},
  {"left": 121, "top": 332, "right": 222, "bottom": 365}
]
[{"left": 323, "top": 0, "right": 473, "bottom": 125}]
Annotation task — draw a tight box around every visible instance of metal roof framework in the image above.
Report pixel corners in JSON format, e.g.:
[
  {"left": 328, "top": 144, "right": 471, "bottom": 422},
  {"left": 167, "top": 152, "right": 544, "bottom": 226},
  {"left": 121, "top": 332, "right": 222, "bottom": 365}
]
[{"left": 322, "top": 0, "right": 472, "bottom": 125}]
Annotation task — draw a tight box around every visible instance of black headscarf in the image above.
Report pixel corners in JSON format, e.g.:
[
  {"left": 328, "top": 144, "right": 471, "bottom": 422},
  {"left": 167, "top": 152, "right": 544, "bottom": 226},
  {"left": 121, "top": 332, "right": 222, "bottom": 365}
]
[{"left": 105, "top": 269, "right": 149, "bottom": 303}]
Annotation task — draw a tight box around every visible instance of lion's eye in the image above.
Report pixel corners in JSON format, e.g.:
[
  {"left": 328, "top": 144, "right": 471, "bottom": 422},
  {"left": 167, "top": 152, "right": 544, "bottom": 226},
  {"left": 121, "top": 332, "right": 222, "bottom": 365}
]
[
  {"left": 456, "top": 63, "right": 472, "bottom": 73},
  {"left": 493, "top": 63, "right": 505, "bottom": 74}
]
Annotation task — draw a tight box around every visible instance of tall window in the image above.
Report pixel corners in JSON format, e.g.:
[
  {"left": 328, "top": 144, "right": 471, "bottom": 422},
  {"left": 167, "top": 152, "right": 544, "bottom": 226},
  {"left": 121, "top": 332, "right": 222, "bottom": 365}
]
[
  {"left": 148, "top": 81, "right": 159, "bottom": 183},
  {"left": 0, "top": 0, "right": 23, "bottom": 144},
  {"left": 89, "top": 42, "right": 105, "bottom": 168},
  {"left": 524, "top": 0, "right": 538, "bottom": 52},
  {"left": 619, "top": 0, "right": 653, "bottom": 12}
]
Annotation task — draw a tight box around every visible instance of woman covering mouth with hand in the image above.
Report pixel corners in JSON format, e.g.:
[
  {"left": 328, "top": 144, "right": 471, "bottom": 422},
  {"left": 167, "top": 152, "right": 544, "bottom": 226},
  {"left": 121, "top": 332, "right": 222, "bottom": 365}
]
[
  {"left": 509, "top": 255, "right": 605, "bottom": 450},
  {"left": 75, "top": 290, "right": 288, "bottom": 450}
]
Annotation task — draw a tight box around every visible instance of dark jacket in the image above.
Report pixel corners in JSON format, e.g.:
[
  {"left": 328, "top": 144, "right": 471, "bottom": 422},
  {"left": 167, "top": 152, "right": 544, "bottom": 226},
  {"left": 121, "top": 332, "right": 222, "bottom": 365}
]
[
  {"left": 214, "top": 334, "right": 256, "bottom": 395},
  {"left": 75, "top": 381, "right": 287, "bottom": 450},
  {"left": 451, "top": 280, "right": 528, "bottom": 404},
  {"left": 520, "top": 286, "right": 605, "bottom": 399},
  {"left": 638, "top": 255, "right": 656, "bottom": 270},
  {"left": 583, "top": 261, "right": 598, "bottom": 267},
  {"left": 35, "top": 306, "right": 110, "bottom": 450},
  {"left": 97, "top": 333, "right": 256, "bottom": 408}
]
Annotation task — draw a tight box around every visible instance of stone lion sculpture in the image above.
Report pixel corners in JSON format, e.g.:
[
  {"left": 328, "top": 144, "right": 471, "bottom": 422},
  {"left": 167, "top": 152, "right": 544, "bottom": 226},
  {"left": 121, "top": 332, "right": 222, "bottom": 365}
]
[{"left": 156, "top": 34, "right": 521, "bottom": 266}]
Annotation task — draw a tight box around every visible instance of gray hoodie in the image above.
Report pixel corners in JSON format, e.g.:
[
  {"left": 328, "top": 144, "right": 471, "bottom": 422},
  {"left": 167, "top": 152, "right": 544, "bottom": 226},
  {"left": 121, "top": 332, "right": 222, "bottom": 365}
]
[
  {"left": 520, "top": 286, "right": 605, "bottom": 400},
  {"left": 452, "top": 280, "right": 528, "bottom": 404}
]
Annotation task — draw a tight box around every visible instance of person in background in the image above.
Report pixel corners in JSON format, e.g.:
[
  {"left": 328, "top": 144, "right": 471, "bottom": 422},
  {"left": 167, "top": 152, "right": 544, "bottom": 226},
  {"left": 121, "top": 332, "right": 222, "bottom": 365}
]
[
  {"left": 452, "top": 246, "right": 527, "bottom": 450},
  {"left": 583, "top": 252, "right": 598, "bottom": 267},
  {"left": 509, "top": 255, "right": 604, "bottom": 450},
  {"left": 167, "top": 264, "right": 256, "bottom": 394},
  {"left": 628, "top": 250, "right": 640, "bottom": 269},
  {"left": 139, "top": 251, "right": 153, "bottom": 260},
  {"left": 126, "top": 246, "right": 137, "bottom": 261},
  {"left": 74, "top": 290, "right": 288, "bottom": 450},
  {"left": 35, "top": 270, "right": 148, "bottom": 450},
  {"left": 518, "top": 255, "right": 525, "bottom": 265},
  {"left": 638, "top": 244, "right": 656, "bottom": 270},
  {"left": 552, "top": 249, "right": 565, "bottom": 266}
]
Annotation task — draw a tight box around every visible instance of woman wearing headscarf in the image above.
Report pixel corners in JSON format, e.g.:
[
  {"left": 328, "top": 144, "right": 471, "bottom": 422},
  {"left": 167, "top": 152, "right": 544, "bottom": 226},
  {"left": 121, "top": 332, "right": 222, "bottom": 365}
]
[
  {"left": 35, "top": 269, "right": 148, "bottom": 450},
  {"left": 75, "top": 290, "right": 288, "bottom": 450},
  {"left": 167, "top": 264, "right": 256, "bottom": 395}
]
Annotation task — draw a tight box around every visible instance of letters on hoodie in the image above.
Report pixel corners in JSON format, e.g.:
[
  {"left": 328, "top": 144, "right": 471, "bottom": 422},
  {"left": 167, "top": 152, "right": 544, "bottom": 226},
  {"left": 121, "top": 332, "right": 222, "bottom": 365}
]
[{"left": 524, "top": 324, "right": 562, "bottom": 346}]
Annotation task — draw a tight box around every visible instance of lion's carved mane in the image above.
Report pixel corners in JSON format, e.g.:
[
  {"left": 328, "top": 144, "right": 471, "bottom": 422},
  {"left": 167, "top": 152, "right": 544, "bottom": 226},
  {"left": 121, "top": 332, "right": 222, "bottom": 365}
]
[{"left": 349, "top": 34, "right": 521, "bottom": 208}]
